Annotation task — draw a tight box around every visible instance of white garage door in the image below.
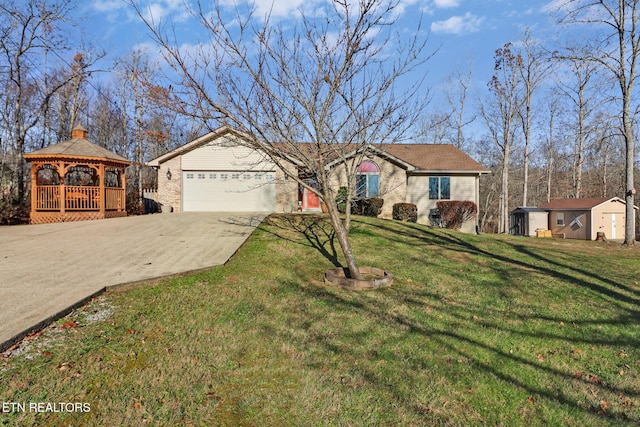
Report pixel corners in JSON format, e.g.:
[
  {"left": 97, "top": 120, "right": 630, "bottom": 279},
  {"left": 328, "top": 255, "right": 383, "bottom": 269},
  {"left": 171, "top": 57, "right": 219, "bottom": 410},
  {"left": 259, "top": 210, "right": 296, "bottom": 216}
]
[{"left": 183, "top": 171, "right": 276, "bottom": 212}]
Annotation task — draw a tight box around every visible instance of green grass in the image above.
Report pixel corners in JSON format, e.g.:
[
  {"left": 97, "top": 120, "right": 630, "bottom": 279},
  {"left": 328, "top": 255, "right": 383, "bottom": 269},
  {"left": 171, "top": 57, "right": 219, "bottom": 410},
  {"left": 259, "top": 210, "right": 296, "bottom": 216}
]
[{"left": 1, "top": 214, "right": 639, "bottom": 426}]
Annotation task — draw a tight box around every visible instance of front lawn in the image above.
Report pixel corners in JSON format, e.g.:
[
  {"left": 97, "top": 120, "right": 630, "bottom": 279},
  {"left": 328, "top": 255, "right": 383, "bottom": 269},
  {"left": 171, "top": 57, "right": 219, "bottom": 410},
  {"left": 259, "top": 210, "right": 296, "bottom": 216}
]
[{"left": 1, "top": 214, "right": 639, "bottom": 426}]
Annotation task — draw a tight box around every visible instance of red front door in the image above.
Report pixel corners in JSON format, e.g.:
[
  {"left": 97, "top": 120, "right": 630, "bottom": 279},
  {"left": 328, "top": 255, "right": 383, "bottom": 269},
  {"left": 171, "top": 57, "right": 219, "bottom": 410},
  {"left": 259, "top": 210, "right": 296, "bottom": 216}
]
[{"left": 303, "top": 180, "right": 320, "bottom": 210}]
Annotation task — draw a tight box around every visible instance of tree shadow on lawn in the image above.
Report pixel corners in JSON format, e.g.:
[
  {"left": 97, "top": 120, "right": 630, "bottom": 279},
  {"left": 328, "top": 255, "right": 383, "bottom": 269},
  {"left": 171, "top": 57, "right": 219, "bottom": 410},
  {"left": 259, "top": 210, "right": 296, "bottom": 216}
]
[
  {"left": 365, "top": 218, "right": 640, "bottom": 313},
  {"left": 269, "top": 278, "right": 638, "bottom": 424},
  {"left": 258, "top": 214, "right": 342, "bottom": 268},
  {"left": 256, "top": 216, "right": 639, "bottom": 421}
]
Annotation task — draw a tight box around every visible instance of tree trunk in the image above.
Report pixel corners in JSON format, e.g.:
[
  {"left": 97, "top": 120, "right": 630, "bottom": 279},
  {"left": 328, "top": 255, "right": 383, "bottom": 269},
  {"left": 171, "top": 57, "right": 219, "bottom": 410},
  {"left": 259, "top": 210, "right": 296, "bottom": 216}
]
[
  {"left": 623, "top": 117, "right": 635, "bottom": 245},
  {"left": 325, "top": 200, "right": 362, "bottom": 280}
]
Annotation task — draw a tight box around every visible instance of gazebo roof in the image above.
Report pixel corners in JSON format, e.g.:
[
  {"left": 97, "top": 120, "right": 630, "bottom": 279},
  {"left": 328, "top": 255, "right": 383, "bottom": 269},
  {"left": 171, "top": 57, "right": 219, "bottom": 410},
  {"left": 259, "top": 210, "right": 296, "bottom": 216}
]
[{"left": 25, "top": 125, "right": 129, "bottom": 164}]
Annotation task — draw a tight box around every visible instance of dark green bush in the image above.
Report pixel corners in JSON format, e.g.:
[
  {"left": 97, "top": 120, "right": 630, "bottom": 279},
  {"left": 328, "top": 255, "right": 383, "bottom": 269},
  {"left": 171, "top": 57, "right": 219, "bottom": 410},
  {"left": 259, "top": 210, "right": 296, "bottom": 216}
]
[
  {"left": 392, "top": 203, "right": 417, "bottom": 223},
  {"left": 336, "top": 187, "right": 348, "bottom": 213},
  {"left": 353, "top": 197, "right": 384, "bottom": 217}
]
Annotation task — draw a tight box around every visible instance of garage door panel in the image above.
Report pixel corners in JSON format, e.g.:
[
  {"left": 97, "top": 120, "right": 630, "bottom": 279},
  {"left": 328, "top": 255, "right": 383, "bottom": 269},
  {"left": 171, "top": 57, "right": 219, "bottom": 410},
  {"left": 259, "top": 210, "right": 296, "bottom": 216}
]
[{"left": 183, "top": 171, "right": 276, "bottom": 212}]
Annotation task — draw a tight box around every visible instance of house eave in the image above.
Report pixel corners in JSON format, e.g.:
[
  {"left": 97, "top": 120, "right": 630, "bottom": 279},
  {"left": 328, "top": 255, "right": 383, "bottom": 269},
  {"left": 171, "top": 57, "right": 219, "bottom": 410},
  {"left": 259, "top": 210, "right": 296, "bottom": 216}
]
[
  {"left": 147, "top": 125, "right": 252, "bottom": 167},
  {"left": 407, "top": 169, "right": 490, "bottom": 176},
  {"left": 324, "top": 144, "right": 417, "bottom": 171}
]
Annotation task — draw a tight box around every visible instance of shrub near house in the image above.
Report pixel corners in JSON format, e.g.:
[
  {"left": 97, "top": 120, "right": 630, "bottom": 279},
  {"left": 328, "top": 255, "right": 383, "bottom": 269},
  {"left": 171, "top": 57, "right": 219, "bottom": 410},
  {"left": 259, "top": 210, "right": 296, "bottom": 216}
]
[{"left": 436, "top": 201, "right": 478, "bottom": 230}]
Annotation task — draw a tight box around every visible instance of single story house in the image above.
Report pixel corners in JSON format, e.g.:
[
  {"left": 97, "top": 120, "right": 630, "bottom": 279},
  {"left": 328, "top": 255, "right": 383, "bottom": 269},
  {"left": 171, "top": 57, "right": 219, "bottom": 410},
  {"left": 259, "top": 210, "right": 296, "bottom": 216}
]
[
  {"left": 510, "top": 207, "right": 549, "bottom": 237},
  {"left": 540, "top": 197, "right": 636, "bottom": 241},
  {"left": 147, "top": 126, "right": 490, "bottom": 232}
]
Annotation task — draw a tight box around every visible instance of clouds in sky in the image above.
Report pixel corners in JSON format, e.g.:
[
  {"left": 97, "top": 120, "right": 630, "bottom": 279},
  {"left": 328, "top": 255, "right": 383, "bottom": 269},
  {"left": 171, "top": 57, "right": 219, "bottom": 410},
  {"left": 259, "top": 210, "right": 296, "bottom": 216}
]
[
  {"left": 431, "top": 12, "right": 484, "bottom": 35},
  {"left": 433, "top": 0, "right": 460, "bottom": 8}
]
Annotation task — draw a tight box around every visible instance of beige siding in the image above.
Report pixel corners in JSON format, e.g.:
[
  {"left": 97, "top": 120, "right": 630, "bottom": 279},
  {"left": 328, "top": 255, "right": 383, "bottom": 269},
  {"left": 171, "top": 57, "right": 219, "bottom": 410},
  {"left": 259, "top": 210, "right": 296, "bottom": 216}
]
[
  {"left": 276, "top": 160, "right": 299, "bottom": 213},
  {"left": 407, "top": 174, "right": 478, "bottom": 231},
  {"left": 182, "top": 134, "right": 274, "bottom": 171},
  {"left": 592, "top": 199, "right": 627, "bottom": 241},
  {"left": 548, "top": 210, "right": 591, "bottom": 239},
  {"left": 327, "top": 154, "right": 407, "bottom": 219}
]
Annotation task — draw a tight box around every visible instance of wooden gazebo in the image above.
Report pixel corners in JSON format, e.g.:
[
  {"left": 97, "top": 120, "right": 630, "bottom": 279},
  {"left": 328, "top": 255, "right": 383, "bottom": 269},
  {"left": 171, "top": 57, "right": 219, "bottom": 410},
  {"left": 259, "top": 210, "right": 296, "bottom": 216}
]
[{"left": 24, "top": 125, "right": 130, "bottom": 224}]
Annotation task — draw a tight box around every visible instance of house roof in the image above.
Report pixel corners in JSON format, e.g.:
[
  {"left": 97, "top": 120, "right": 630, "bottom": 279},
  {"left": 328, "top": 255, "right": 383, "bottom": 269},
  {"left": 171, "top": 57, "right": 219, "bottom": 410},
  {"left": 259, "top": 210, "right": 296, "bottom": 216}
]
[
  {"left": 540, "top": 197, "right": 625, "bottom": 210},
  {"left": 380, "top": 144, "right": 490, "bottom": 173},
  {"left": 148, "top": 126, "right": 490, "bottom": 174}
]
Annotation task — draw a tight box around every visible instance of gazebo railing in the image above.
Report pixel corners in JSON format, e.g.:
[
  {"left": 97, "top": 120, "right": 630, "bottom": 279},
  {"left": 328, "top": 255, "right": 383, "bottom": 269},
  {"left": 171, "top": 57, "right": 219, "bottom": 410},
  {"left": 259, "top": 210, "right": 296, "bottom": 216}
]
[
  {"left": 34, "top": 185, "right": 125, "bottom": 211},
  {"left": 105, "top": 188, "right": 124, "bottom": 210},
  {"left": 35, "top": 185, "right": 61, "bottom": 210},
  {"left": 65, "top": 186, "right": 100, "bottom": 210}
]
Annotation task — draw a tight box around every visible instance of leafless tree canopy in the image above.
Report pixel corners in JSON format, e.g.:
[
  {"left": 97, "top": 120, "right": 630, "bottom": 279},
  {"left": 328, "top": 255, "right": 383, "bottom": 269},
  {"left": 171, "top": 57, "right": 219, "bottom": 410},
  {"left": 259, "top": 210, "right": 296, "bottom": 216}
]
[{"left": 133, "top": 0, "right": 433, "bottom": 278}]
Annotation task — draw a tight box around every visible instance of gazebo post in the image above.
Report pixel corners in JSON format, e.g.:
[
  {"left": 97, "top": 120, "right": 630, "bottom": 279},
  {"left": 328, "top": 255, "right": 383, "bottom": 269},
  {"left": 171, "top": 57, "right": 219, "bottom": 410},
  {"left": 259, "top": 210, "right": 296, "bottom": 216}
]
[
  {"left": 59, "top": 161, "right": 66, "bottom": 215},
  {"left": 30, "top": 162, "right": 38, "bottom": 216},
  {"left": 99, "top": 163, "right": 105, "bottom": 215},
  {"left": 121, "top": 169, "right": 127, "bottom": 212}
]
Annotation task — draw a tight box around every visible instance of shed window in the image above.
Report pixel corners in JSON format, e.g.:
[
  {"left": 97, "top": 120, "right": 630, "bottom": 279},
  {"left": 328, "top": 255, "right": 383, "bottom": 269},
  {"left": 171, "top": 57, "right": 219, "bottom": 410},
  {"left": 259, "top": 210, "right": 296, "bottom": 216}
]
[
  {"left": 429, "top": 177, "right": 450, "bottom": 200},
  {"left": 556, "top": 212, "right": 565, "bottom": 226},
  {"left": 356, "top": 161, "right": 380, "bottom": 198}
]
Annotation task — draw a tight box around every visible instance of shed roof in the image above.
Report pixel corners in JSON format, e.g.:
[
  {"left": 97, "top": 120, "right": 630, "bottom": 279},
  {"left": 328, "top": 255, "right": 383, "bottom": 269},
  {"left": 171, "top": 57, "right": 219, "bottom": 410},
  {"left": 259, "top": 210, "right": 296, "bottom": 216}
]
[
  {"left": 540, "top": 197, "right": 623, "bottom": 210},
  {"left": 511, "top": 206, "right": 548, "bottom": 213}
]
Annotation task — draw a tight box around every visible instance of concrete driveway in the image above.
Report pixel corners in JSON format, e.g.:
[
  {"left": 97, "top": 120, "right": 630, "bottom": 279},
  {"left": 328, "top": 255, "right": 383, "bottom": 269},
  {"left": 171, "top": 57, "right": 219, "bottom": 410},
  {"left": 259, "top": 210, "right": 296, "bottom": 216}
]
[{"left": 0, "top": 212, "right": 266, "bottom": 351}]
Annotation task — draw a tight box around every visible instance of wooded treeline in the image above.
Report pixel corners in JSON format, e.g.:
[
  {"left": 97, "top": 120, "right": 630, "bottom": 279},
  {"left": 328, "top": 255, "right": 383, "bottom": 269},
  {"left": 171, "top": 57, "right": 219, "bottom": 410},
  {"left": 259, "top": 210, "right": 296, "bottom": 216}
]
[{"left": 0, "top": 0, "right": 638, "bottom": 240}]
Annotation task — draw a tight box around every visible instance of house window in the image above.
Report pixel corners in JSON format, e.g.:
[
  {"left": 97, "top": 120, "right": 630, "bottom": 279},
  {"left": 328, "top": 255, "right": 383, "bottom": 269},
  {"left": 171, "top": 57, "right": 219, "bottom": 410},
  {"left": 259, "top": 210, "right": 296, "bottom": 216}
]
[
  {"left": 356, "top": 161, "right": 380, "bottom": 198},
  {"left": 429, "top": 177, "right": 450, "bottom": 200},
  {"left": 556, "top": 212, "right": 565, "bottom": 226}
]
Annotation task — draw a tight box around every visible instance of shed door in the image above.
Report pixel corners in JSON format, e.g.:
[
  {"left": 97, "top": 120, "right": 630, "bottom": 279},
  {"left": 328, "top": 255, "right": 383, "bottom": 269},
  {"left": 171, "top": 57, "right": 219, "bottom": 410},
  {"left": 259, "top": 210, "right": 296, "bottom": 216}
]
[
  {"left": 182, "top": 171, "right": 276, "bottom": 212},
  {"left": 611, "top": 214, "right": 616, "bottom": 240}
]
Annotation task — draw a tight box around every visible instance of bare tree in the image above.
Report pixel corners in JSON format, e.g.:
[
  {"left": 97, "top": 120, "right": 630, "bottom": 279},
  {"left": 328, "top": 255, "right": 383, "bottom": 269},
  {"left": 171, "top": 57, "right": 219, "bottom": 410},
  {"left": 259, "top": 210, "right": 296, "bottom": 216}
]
[
  {"left": 517, "top": 30, "right": 550, "bottom": 206},
  {"left": 543, "top": 94, "right": 561, "bottom": 203},
  {"left": 481, "top": 43, "right": 523, "bottom": 233},
  {"left": 0, "top": 0, "right": 101, "bottom": 203},
  {"left": 554, "top": 44, "right": 608, "bottom": 198},
  {"left": 133, "top": 0, "right": 431, "bottom": 279},
  {"left": 50, "top": 52, "right": 91, "bottom": 145},
  {"left": 555, "top": 0, "right": 640, "bottom": 245},
  {"left": 445, "top": 65, "right": 476, "bottom": 150}
]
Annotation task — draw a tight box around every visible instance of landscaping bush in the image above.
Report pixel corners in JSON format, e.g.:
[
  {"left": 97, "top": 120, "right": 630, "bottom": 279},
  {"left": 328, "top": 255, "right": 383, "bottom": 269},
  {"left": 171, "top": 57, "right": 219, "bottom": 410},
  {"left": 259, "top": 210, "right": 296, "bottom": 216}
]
[
  {"left": 0, "top": 196, "right": 29, "bottom": 225},
  {"left": 353, "top": 197, "right": 384, "bottom": 217},
  {"left": 336, "top": 187, "right": 348, "bottom": 213},
  {"left": 436, "top": 200, "right": 477, "bottom": 230},
  {"left": 392, "top": 202, "right": 417, "bottom": 223}
]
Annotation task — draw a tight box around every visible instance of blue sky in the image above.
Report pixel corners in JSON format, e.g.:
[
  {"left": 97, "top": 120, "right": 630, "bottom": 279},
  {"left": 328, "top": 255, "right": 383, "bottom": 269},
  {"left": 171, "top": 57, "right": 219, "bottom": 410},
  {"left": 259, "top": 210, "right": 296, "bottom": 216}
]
[{"left": 79, "top": 0, "right": 562, "bottom": 111}]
